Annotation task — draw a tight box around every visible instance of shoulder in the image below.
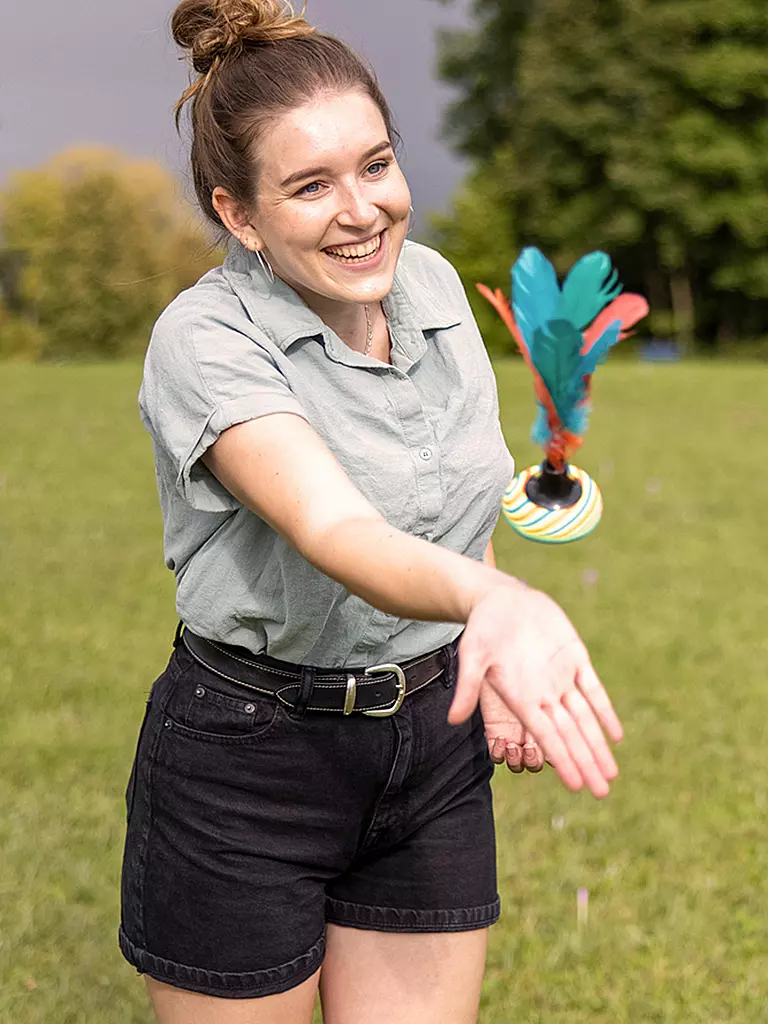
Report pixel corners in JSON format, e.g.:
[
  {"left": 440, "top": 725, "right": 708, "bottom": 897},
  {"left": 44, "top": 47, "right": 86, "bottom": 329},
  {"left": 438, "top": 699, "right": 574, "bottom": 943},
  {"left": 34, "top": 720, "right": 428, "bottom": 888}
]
[
  {"left": 150, "top": 265, "right": 267, "bottom": 353},
  {"left": 140, "top": 265, "right": 285, "bottom": 424},
  {"left": 144, "top": 265, "right": 282, "bottom": 396}
]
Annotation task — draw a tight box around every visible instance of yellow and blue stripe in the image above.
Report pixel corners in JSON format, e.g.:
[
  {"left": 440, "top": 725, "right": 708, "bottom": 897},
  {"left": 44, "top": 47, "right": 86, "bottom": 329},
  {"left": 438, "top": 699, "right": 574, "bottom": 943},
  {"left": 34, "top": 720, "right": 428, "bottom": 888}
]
[{"left": 502, "top": 464, "right": 603, "bottom": 544}]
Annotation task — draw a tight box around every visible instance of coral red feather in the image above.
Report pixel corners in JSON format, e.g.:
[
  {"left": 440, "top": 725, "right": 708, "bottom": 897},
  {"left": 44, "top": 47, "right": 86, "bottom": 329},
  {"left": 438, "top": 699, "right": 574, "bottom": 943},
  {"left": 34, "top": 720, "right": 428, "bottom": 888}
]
[
  {"left": 582, "top": 294, "right": 650, "bottom": 353},
  {"left": 476, "top": 283, "right": 563, "bottom": 439}
]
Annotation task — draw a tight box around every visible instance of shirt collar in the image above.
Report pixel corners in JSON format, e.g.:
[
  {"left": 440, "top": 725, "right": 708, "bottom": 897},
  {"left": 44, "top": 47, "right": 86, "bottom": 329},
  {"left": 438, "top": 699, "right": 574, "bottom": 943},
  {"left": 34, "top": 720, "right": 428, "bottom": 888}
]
[{"left": 222, "top": 240, "right": 464, "bottom": 356}]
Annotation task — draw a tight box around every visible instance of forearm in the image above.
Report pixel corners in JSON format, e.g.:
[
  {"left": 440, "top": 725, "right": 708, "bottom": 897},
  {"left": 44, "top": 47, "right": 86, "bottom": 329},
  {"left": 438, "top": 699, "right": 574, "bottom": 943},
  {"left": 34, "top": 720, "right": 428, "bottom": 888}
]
[
  {"left": 204, "top": 415, "right": 525, "bottom": 625},
  {"left": 303, "top": 519, "right": 522, "bottom": 624}
]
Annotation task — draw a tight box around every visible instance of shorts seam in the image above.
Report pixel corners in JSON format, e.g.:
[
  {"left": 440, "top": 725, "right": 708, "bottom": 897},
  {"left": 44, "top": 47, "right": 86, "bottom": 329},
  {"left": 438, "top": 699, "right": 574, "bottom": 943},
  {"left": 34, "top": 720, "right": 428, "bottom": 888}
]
[
  {"left": 133, "top": 658, "right": 183, "bottom": 950},
  {"left": 325, "top": 895, "right": 501, "bottom": 933},
  {"left": 119, "top": 926, "right": 325, "bottom": 998}
]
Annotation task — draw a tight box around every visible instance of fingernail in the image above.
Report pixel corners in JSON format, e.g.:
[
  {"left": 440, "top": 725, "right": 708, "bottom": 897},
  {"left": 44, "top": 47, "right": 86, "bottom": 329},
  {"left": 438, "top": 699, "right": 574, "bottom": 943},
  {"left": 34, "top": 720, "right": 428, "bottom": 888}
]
[{"left": 506, "top": 743, "right": 522, "bottom": 767}]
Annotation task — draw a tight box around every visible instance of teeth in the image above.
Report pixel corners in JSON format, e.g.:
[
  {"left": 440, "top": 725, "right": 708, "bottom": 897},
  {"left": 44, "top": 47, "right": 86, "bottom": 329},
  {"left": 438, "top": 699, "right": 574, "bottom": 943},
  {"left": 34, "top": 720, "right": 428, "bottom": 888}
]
[{"left": 326, "top": 234, "right": 381, "bottom": 260}]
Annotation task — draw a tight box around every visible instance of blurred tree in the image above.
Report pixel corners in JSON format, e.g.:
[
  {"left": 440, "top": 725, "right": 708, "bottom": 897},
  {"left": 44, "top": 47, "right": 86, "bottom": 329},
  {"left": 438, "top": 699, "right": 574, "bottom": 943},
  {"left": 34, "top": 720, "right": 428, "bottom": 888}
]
[
  {"left": 430, "top": 148, "right": 519, "bottom": 356},
  {"left": 433, "top": 0, "right": 768, "bottom": 350},
  {"left": 433, "top": 0, "right": 536, "bottom": 160},
  {"left": 0, "top": 304, "right": 46, "bottom": 361},
  {"left": 0, "top": 147, "right": 222, "bottom": 360}
]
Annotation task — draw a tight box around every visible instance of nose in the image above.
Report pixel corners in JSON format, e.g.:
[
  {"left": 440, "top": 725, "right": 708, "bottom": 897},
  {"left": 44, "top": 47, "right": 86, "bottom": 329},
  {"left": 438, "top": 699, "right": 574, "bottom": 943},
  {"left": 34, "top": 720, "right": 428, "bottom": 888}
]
[{"left": 334, "top": 182, "right": 380, "bottom": 232}]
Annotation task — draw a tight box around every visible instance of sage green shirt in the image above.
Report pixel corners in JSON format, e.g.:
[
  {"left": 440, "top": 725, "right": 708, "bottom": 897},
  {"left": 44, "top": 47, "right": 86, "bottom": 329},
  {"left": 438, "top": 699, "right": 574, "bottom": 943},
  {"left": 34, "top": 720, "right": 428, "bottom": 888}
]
[{"left": 139, "top": 240, "right": 515, "bottom": 668}]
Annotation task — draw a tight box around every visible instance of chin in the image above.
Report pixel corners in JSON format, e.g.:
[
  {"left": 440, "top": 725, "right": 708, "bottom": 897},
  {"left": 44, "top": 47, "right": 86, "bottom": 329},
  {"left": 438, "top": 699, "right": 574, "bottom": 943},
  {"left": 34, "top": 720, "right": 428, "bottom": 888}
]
[{"left": 341, "top": 275, "right": 396, "bottom": 305}]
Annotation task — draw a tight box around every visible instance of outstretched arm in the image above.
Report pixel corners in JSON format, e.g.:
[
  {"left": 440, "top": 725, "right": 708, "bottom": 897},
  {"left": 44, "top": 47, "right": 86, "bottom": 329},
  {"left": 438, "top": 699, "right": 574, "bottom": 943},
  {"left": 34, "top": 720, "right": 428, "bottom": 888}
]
[{"left": 203, "top": 413, "right": 622, "bottom": 797}]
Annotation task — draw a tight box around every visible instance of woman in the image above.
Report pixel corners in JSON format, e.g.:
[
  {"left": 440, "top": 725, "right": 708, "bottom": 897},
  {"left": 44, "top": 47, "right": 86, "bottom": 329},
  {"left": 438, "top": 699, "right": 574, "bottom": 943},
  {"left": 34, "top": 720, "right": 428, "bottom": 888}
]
[{"left": 119, "top": 2, "right": 623, "bottom": 1021}]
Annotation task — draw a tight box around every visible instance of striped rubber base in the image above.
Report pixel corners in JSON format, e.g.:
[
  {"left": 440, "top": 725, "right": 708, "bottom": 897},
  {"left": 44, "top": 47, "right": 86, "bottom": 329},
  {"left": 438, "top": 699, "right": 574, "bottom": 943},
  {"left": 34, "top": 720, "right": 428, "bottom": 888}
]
[{"left": 502, "top": 464, "right": 603, "bottom": 544}]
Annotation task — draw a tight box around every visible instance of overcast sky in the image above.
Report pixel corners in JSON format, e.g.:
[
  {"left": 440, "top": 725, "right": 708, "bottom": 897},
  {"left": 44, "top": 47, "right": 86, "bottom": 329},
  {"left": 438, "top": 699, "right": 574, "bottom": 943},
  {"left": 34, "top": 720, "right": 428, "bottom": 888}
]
[{"left": 2, "top": 0, "right": 472, "bottom": 228}]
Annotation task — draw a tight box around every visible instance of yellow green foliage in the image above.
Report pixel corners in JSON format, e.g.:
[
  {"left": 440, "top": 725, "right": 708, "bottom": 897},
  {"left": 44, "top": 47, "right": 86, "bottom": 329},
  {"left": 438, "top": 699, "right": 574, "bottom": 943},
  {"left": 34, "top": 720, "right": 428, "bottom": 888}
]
[{"left": 0, "top": 147, "right": 223, "bottom": 360}]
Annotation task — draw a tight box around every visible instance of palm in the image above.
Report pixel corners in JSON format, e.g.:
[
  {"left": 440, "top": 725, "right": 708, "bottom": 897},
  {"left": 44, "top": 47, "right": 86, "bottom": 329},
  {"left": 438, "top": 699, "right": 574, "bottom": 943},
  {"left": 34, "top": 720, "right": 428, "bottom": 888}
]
[{"left": 450, "top": 584, "right": 622, "bottom": 798}]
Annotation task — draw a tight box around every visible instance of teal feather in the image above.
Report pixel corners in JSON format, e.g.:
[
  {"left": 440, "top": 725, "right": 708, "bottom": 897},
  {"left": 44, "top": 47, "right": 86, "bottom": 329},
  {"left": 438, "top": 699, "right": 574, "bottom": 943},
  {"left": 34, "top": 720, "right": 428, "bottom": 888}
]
[
  {"left": 511, "top": 248, "right": 560, "bottom": 349},
  {"left": 531, "top": 403, "right": 551, "bottom": 447},
  {"left": 565, "top": 403, "right": 590, "bottom": 436},
  {"left": 530, "top": 320, "right": 583, "bottom": 422},
  {"left": 509, "top": 248, "right": 629, "bottom": 448},
  {"left": 557, "top": 252, "right": 622, "bottom": 330},
  {"left": 580, "top": 321, "right": 622, "bottom": 377}
]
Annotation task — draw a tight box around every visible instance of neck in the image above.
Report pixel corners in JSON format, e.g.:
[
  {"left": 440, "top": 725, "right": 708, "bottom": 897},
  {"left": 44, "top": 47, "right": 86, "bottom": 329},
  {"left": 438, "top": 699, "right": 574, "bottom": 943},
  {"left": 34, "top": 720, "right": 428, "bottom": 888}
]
[{"left": 292, "top": 287, "right": 378, "bottom": 353}]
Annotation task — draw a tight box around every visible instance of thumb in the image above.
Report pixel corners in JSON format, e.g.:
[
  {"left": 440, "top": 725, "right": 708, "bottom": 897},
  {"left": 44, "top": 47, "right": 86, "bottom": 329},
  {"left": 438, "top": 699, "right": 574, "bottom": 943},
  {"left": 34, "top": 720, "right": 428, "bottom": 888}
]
[{"left": 448, "top": 637, "right": 486, "bottom": 725}]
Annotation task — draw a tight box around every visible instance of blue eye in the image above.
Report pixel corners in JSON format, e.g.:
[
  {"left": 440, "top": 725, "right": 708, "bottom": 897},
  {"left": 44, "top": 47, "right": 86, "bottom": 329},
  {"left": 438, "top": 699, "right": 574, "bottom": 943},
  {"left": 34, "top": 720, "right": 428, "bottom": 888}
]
[
  {"left": 299, "top": 181, "right": 322, "bottom": 196},
  {"left": 366, "top": 161, "right": 389, "bottom": 176}
]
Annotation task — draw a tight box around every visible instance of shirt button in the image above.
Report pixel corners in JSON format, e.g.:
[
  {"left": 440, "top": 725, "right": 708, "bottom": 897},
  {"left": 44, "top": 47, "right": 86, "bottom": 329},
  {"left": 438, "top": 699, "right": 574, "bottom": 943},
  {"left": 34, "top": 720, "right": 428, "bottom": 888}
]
[
  {"left": 424, "top": 532, "right": 435, "bottom": 542},
  {"left": 418, "top": 447, "right": 433, "bottom": 461}
]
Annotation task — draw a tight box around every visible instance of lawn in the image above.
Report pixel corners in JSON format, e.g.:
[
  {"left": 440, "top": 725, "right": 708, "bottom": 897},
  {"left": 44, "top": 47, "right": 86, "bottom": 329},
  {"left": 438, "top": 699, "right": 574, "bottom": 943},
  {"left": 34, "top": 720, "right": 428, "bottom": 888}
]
[{"left": 1, "top": 360, "right": 767, "bottom": 1022}]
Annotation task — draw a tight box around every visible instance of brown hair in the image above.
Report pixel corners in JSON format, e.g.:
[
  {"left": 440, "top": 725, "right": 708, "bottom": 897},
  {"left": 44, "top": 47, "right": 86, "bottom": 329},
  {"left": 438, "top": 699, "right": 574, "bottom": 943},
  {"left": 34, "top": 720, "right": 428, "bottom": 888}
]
[{"left": 171, "top": 0, "right": 400, "bottom": 228}]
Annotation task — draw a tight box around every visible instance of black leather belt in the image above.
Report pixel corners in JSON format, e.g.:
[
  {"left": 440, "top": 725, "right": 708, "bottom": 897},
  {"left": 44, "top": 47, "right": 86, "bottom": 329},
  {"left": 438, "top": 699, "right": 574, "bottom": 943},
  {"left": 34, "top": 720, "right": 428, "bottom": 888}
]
[{"left": 181, "top": 629, "right": 459, "bottom": 717}]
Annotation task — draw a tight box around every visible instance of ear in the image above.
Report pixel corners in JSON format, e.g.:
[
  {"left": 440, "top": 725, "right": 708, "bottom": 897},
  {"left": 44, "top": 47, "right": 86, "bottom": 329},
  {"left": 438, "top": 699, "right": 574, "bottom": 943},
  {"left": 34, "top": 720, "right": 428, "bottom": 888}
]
[{"left": 212, "top": 187, "right": 264, "bottom": 251}]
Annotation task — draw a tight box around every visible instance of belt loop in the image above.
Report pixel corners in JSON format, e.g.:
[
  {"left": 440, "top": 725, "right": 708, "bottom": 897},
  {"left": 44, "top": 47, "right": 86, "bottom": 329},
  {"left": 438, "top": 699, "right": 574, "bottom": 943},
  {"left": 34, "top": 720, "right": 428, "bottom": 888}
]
[
  {"left": 173, "top": 620, "right": 185, "bottom": 649},
  {"left": 442, "top": 639, "right": 459, "bottom": 688},
  {"left": 292, "top": 665, "right": 316, "bottom": 719}
]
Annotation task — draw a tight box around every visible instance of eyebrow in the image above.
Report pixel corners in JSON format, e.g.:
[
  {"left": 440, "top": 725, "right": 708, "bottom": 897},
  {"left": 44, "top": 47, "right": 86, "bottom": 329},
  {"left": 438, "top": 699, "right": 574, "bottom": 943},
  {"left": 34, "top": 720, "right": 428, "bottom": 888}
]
[{"left": 279, "top": 141, "right": 394, "bottom": 191}]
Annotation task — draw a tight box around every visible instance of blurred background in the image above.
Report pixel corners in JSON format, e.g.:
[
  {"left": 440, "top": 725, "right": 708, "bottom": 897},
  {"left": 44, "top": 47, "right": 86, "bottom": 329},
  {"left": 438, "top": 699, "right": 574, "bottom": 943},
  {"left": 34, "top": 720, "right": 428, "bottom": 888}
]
[{"left": 2, "top": 1, "right": 768, "bottom": 1022}]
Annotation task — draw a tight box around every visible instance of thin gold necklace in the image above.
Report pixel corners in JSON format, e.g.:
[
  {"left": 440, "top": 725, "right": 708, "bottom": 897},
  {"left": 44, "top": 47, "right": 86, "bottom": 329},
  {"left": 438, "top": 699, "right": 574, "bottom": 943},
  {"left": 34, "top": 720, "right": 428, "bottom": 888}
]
[{"left": 364, "top": 304, "right": 373, "bottom": 357}]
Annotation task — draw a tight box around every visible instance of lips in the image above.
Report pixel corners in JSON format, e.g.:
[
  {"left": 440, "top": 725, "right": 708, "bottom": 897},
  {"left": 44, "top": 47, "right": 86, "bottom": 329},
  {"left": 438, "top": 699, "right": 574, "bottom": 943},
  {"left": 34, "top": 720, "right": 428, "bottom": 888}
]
[{"left": 324, "top": 232, "right": 383, "bottom": 263}]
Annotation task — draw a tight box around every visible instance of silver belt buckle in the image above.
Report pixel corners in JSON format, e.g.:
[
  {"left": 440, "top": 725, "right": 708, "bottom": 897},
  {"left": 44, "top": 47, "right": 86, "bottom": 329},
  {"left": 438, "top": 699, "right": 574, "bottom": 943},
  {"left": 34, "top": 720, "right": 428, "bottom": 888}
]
[{"left": 343, "top": 664, "right": 407, "bottom": 718}]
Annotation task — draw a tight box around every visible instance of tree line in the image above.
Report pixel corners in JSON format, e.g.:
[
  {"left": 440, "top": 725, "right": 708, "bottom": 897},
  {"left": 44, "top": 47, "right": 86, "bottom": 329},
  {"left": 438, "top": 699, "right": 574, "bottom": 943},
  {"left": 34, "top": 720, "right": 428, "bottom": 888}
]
[
  {"left": 4, "top": 0, "right": 768, "bottom": 364},
  {"left": 430, "top": 0, "right": 768, "bottom": 356}
]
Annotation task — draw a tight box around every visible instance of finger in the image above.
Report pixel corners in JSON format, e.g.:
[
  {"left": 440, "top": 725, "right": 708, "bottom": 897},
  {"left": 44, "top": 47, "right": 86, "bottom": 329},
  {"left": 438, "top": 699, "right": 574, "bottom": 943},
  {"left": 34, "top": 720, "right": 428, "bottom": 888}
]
[
  {"left": 548, "top": 701, "right": 611, "bottom": 799},
  {"left": 577, "top": 659, "right": 623, "bottom": 743},
  {"left": 506, "top": 742, "right": 524, "bottom": 773},
  {"left": 489, "top": 736, "right": 507, "bottom": 765},
  {"left": 448, "top": 639, "right": 486, "bottom": 725},
  {"left": 522, "top": 732, "right": 545, "bottom": 773},
  {"left": 521, "top": 706, "right": 585, "bottom": 792},
  {"left": 562, "top": 689, "right": 619, "bottom": 781}
]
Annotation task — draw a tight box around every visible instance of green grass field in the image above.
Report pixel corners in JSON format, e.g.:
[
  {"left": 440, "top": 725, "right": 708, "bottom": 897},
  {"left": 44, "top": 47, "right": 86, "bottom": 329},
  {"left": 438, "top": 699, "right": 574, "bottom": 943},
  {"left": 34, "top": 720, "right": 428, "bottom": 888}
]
[{"left": 1, "top": 360, "right": 767, "bottom": 1023}]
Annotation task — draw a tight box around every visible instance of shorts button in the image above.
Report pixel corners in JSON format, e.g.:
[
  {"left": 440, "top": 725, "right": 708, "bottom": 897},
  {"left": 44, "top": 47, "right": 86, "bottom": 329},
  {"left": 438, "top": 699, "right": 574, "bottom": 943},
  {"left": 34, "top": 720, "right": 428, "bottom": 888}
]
[
  {"left": 244, "top": 703, "right": 256, "bottom": 714},
  {"left": 164, "top": 719, "right": 172, "bottom": 729},
  {"left": 418, "top": 447, "right": 433, "bottom": 461},
  {"left": 195, "top": 686, "right": 205, "bottom": 698}
]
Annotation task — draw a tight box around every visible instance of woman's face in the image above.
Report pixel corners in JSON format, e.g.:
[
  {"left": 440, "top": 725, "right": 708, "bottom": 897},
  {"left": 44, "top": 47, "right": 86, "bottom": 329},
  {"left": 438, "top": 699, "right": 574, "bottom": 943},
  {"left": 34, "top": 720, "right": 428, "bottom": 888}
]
[{"left": 240, "top": 90, "right": 412, "bottom": 308}]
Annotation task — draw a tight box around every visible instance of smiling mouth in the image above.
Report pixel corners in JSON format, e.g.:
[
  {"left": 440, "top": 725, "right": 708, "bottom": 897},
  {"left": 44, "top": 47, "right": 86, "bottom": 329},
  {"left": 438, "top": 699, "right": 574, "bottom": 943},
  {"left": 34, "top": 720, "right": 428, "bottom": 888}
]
[{"left": 323, "top": 232, "right": 383, "bottom": 264}]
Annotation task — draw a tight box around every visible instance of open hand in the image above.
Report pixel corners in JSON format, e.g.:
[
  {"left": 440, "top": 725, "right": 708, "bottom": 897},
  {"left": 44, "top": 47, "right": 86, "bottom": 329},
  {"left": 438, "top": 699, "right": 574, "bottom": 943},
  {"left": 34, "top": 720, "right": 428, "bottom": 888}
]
[{"left": 450, "top": 583, "right": 623, "bottom": 798}]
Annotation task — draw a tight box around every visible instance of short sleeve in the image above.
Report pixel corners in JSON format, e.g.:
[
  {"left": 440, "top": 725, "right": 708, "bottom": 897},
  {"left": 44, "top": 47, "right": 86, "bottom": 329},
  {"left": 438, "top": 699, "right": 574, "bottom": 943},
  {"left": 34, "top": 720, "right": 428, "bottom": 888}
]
[{"left": 139, "top": 310, "right": 307, "bottom": 513}]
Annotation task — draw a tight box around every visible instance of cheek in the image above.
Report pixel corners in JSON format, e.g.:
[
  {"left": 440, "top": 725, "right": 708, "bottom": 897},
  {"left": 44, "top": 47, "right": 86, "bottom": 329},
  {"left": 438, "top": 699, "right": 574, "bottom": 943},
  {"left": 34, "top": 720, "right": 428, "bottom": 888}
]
[
  {"left": 383, "top": 174, "right": 412, "bottom": 220},
  {"left": 268, "top": 208, "right": 328, "bottom": 255}
]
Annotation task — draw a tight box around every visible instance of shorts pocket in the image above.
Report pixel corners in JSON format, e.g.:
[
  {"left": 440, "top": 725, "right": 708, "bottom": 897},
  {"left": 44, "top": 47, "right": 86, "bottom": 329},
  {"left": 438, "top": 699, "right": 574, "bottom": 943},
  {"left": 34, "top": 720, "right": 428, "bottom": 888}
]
[
  {"left": 162, "top": 651, "right": 283, "bottom": 743},
  {"left": 180, "top": 680, "right": 279, "bottom": 739}
]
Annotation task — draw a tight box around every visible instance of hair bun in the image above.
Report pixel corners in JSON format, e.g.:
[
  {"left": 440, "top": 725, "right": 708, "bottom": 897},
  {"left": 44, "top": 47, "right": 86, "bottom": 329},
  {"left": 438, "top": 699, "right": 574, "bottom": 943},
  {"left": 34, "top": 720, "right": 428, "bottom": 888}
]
[{"left": 172, "top": 0, "right": 315, "bottom": 75}]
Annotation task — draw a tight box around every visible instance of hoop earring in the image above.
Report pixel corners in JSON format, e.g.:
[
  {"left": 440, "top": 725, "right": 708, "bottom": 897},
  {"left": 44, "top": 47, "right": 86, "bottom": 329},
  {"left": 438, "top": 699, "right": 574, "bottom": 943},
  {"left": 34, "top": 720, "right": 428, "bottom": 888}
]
[
  {"left": 255, "top": 249, "right": 275, "bottom": 285},
  {"left": 407, "top": 206, "right": 415, "bottom": 236}
]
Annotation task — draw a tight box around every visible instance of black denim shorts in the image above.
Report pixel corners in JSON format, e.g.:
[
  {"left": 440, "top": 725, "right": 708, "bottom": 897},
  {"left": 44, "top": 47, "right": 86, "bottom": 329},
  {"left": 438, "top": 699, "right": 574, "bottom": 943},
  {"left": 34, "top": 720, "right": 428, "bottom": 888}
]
[{"left": 119, "top": 640, "right": 500, "bottom": 1000}]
